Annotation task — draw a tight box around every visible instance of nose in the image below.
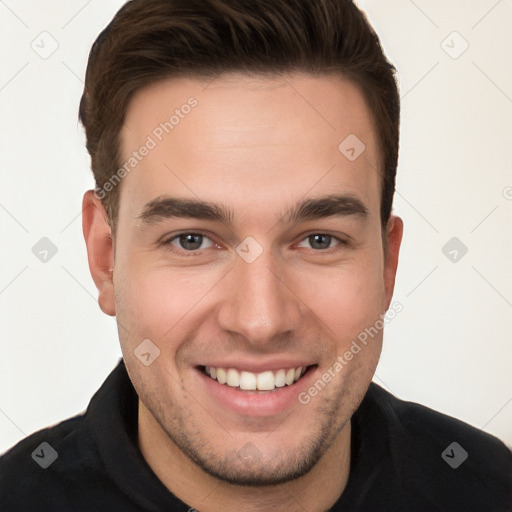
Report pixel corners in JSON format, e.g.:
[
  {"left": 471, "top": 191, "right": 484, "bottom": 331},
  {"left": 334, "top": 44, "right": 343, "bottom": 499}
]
[{"left": 216, "top": 248, "right": 303, "bottom": 347}]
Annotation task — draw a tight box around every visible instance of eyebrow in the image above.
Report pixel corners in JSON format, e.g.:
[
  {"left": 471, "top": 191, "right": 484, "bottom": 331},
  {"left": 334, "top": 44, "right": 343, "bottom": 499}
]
[
  {"left": 137, "top": 194, "right": 368, "bottom": 226},
  {"left": 137, "top": 196, "right": 234, "bottom": 225},
  {"left": 282, "top": 194, "right": 368, "bottom": 224}
]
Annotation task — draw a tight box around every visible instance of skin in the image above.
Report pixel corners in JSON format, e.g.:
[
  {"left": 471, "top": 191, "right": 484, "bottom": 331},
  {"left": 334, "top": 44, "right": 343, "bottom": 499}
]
[{"left": 83, "top": 73, "right": 403, "bottom": 512}]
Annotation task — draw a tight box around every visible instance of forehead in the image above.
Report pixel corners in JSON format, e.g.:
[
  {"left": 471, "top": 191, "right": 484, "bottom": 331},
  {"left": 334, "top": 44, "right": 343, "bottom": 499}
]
[{"left": 118, "top": 73, "right": 381, "bottom": 224}]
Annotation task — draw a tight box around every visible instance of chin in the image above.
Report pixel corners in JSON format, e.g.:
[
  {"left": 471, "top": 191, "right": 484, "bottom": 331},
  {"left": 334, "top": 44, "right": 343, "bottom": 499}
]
[{"left": 181, "top": 438, "right": 326, "bottom": 487}]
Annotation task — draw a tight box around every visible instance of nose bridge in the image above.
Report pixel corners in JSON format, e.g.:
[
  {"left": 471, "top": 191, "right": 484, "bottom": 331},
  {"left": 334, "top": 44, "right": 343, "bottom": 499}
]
[{"left": 216, "top": 249, "right": 301, "bottom": 344}]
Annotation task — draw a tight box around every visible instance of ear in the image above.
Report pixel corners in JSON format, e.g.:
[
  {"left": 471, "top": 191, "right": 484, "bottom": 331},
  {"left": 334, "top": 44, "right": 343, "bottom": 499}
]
[
  {"left": 82, "top": 190, "right": 116, "bottom": 316},
  {"left": 383, "top": 215, "right": 403, "bottom": 310}
]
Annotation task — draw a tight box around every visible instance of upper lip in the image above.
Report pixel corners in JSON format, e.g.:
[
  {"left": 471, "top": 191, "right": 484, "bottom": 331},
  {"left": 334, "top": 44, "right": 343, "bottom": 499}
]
[{"left": 198, "top": 359, "right": 315, "bottom": 373}]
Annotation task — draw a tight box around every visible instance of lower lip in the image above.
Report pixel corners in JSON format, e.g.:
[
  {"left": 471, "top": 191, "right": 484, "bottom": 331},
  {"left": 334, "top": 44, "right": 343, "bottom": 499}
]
[{"left": 196, "top": 366, "right": 317, "bottom": 417}]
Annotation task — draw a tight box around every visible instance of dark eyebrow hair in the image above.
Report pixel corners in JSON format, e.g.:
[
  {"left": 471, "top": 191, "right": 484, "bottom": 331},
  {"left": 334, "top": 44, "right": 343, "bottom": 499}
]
[
  {"left": 281, "top": 194, "right": 368, "bottom": 224},
  {"left": 137, "top": 196, "right": 234, "bottom": 224},
  {"left": 137, "top": 194, "right": 368, "bottom": 226}
]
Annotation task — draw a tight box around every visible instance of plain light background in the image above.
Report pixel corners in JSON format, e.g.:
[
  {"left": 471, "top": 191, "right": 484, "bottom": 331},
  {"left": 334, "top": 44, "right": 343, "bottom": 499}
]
[{"left": 0, "top": 0, "right": 511, "bottom": 456}]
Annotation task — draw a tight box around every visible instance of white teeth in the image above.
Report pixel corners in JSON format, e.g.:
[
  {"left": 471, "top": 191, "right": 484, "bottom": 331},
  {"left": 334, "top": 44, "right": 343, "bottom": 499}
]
[
  {"left": 227, "top": 368, "right": 240, "bottom": 387},
  {"left": 216, "top": 367, "right": 227, "bottom": 384},
  {"left": 239, "top": 371, "right": 257, "bottom": 390},
  {"left": 204, "top": 365, "right": 307, "bottom": 391},
  {"left": 274, "top": 369, "right": 286, "bottom": 387},
  {"left": 285, "top": 368, "right": 295, "bottom": 385},
  {"left": 256, "top": 371, "right": 275, "bottom": 391}
]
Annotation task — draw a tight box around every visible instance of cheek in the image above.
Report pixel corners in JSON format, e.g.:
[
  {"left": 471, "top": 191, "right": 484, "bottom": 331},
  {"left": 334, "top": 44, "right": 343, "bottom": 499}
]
[
  {"left": 296, "top": 259, "right": 385, "bottom": 344},
  {"left": 114, "top": 262, "right": 221, "bottom": 343}
]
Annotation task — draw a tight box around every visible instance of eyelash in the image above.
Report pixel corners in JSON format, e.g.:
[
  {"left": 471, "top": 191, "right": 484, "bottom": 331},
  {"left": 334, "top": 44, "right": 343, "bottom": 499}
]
[
  {"left": 159, "top": 231, "right": 349, "bottom": 255},
  {"left": 161, "top": 232, "right": 216, "bottom": 255},
  {"left": 297, "top": 233, "right": 349, "bottom": 252}
]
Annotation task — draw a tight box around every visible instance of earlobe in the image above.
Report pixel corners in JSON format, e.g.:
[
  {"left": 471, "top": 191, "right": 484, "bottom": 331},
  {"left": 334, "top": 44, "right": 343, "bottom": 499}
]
[
  {"left": 82, "top": 190, "right": 116, "bottom": 316},
  {"left": 383, "top": 215, "right": 403, "bottom": 310}
]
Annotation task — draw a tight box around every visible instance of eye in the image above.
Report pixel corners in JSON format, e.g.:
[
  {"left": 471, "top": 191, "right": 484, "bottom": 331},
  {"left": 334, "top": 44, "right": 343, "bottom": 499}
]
[
  {"left": 167, "top": 233, "right": 215, "bottom": 251},
  {"left": 297, "top": 234, "right": 343, "bottom": 250}
]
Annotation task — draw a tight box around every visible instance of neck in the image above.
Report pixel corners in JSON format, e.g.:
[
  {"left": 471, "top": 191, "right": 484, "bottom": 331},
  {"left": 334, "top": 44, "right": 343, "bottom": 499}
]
[{"left": 138, "top": 400, "right": 352, "bottom": 512}]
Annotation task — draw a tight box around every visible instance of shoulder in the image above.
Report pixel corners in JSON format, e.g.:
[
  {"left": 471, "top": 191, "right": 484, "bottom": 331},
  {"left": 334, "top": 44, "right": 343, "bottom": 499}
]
[
  {"left": 366, "top": 383, "right": 512, "bottom": 510},
  {"left": 373, "top": 383, "right": 512, "bottom": 459},
  {"left": 0, "top": 414, "right": 90, "bottom": 510}
]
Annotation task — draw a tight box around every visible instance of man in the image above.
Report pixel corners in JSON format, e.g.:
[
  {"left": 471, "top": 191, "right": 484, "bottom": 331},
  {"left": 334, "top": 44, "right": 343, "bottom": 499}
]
[{"left": 1, "top": 0, "right": 511, "bottom": 510}]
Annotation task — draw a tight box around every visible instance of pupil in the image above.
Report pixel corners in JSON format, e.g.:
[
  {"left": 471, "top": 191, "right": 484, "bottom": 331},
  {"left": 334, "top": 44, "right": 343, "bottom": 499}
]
[
  {"left": 310, "top": 234, "right": 330, "bottom": 249},
  {"left": 180, "top": 234, "right": 202, "bottom": 250}
]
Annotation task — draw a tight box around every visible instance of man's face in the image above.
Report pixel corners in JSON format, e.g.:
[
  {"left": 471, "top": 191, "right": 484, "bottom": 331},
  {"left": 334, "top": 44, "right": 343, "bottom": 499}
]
[{"left": 100, "top": 73, "right": 401, "bottom": 484}]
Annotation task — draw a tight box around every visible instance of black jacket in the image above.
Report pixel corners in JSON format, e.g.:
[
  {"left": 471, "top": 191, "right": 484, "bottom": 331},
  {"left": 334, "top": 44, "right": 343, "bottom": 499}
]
[{"left": 1, "top": 358, "right": 511, "bottom": 511}]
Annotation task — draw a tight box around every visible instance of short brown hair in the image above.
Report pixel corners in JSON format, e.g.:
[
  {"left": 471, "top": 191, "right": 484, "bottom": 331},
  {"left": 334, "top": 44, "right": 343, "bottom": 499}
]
[{"left": 79, "top": 0, "right": 400, "bottom": 235}]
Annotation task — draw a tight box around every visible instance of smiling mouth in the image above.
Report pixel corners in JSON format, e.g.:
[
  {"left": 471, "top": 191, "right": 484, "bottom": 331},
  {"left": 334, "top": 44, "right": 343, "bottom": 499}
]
[{"left": 200, "top": 365, "right": 315, "bottom": 392}]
